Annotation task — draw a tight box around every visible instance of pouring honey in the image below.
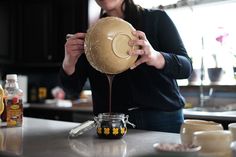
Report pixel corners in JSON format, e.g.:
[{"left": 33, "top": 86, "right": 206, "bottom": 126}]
[
  {"left": 69, "top": 17, "right": 137, "bottom": 138},
  {"left": 69, "top": 74, "right": 135, "bottom": 139}
]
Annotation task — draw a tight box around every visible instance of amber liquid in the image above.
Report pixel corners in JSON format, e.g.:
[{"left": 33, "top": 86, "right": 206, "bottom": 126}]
[
  {"left": 6, "top": 98, "right": 23, "bottom": 127},
  {"left": 106, "top": 74, "right": 115, "bottom": 114},
  {"left": 0, "top": 98, "right": 7, "bottom": 127}
]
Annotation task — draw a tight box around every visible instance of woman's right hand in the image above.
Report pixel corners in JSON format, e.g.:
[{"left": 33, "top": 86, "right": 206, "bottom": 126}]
[{"left": 63, "top": 32, "right": 86, "bottom": 75}]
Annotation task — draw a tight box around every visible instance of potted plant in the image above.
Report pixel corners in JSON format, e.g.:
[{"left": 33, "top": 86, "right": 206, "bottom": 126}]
[
  {"left": 207, "top": 53, "right": 223, "bottom": 82},
  {"left": 233, "top": 54, "right": 236, "bottom": 80},
  {"left": 207, "top": 28, "right": 228, "bottom": 83}
]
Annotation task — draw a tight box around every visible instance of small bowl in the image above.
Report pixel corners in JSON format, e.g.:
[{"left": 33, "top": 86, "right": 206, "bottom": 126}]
[
  {"left": 180, "top": 119, "right": 223, "bottom": 145},
  {"left": 193, "top": 130, "right": 232, "bottom": 156},
  {"left": 230, "top": 141, "right": 236, "bottom": 157},
  {"left": 228, "top": 123, "right": 236, "bottom": 141},
  {"left": 153, "top": 143, "right": 201, "bottom": 157},
  {"left": 84, "top": 17, "right": 139, "bottom": 74}
]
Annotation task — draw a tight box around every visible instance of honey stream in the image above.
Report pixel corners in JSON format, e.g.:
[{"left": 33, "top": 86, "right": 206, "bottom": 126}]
[{"left": 106, "top": 74, "right": 115, "bottom": 114}]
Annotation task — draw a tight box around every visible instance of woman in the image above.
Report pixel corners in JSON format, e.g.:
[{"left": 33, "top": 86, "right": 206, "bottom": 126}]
[{"left": 60, "top": 0, "right": 192, "bottom": 133}]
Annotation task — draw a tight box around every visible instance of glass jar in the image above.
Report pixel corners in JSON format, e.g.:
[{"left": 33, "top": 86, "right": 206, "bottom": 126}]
[
  {"left": 69, "top": 113, "right": 135, "bottom": 139},
  {"left": 94, "top": 113, "right": 133, "bottom": 139}
]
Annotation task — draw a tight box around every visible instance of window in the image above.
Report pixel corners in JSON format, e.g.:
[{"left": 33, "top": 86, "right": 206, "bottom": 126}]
[
  {"left": 88, "top": 0, "right": 236, "bottom": 85},
  {"left": 134, "top": 0, "right": 236, "bottom": 85}
]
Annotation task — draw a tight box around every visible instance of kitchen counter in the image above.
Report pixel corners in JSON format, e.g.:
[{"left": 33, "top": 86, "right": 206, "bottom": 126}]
[
  {"left": 184, "top": 109, "right": 236, "bottom": 129},
  {"left": 23, "top": 102, "right": 94, "bottom": 122},
  {"left": 0, "top": 117, "right": 180, "bottom": 157},
  {"left": 25, "top": 102, "right": 236, "bottom": 121},
  {"left": 24, "top": 102, "right": 236, "bottom": 128},
  {"left": 184, "top": 109, "right": 236, "bottom": 121},
  {"left": 24, "top": 101, "right": 93, "bottom": 112}
]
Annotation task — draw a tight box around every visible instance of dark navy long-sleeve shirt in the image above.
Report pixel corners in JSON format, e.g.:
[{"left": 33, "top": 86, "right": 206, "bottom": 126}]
[{"left": 59, "top": 9, "right": 192, "bottom": 115}]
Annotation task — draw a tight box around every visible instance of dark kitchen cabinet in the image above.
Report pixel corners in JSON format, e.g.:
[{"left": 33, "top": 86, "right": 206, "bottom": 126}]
[
  {"left": 53, "top": 0, "right": 88, "bottom": 67},
  {"left": 0, "top": 0, "right": 15, "bottom": 64},
  {"left": 17, "top": 0, "right": 56, "bottom": 65},
  {"left": 24, "top": 107, "right": 74, "bottom": 121},
  {"left": 0, "top": 0, "right": 88, "bottom": 68},
  {"left": 23, "top": 103, "right": 94, "bottom": 122}
]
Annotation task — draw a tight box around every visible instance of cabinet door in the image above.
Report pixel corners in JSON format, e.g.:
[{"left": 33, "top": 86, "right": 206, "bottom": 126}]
[
  {"left": 17, "top": 0, "right": 88, "bottom": 67},
  {"left": 17, "top": 0, "right": 56, "bottom": 65},
  {"left": 0, "top": 1, "right": 15, "bottom": 64},
  {"left": 55, "top": 0, "right": 88, "bottom": 64},
  {"left": 24, "top": 107, "right": 74, "bottom": 122}
]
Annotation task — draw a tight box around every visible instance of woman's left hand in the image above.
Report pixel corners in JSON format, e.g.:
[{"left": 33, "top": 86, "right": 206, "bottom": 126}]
[{"left": 128, "top": 30, "right": 165, "bottom": 70}]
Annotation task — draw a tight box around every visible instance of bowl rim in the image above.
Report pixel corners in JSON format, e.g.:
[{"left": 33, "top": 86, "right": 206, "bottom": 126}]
[
  {"left": 193, "top": 130, "right": 232, "bottom": 136},
  {"left": 184, "top": 119, "right": 221, "bottom": 126}
]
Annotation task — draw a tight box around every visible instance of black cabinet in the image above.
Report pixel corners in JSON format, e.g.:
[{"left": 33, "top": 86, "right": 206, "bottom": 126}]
[
  {"left": 17, "top": 0, "right": 55, "bottom": 65},
  {"left": 55, "top": 0, "right": 88, "bottom": 65},
  {"left": 24, "top": 106, "right": 93, "bottom": 122},
  {"left": 0, "top": 0, "right": 88, "bottom": 68},
  {"left": 24, "top": 107, "right": 74, "bottom": 121},
  {"left": 16, "top": 0, "right": 88, "bottom": 67},
  {"left": 0, "top": 0, "right": 15, "bottom": 64}
]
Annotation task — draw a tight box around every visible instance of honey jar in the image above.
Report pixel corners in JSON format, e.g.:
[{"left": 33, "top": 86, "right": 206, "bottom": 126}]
[{"left": 94, "top": 113, "right": 134, "bottom": 139}]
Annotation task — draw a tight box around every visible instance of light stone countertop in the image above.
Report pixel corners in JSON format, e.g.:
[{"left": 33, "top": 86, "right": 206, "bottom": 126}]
[{"left": 0, "top": 117, "right": 181, "bottom": 157}]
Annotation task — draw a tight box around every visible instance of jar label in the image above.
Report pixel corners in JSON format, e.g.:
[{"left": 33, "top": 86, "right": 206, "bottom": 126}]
[{"left": 6, "top": 99, "right": 23, "bottom": 127}]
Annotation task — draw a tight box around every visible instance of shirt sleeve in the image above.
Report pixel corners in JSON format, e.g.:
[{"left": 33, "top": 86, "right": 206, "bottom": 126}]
[
  {"left": 59, "top": 54, "right": 88, "bottom": 98},
  {"left": 156, "top": 10, "right": 193, "bottom": 79}
]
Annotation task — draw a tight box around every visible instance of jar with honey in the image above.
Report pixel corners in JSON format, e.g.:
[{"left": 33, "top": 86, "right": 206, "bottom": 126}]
[{"left": 94, "top": 113, "right": 134, "bottom": 139}]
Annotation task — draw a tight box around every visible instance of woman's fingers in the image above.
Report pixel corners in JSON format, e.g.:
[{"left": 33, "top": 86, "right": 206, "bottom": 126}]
[
  {"left": 130, "top": 57, "right": 147, "bottom": 70},
  {"left": 68, "top": 44, "right": 84, "bottom": 52},
  {"left": 65, "top": 33, "right": 86, "bottom": 56},
  {"left": 74, "top": 32, "right": 86, "bottom": 38},
  {"left": 65, "top": 42, "right": 83, "bottom": 52},
  {"left": 66, "top": 39, "right": 84, "bottom": 48},
  {"left": 129, "top": 30, "right": 162, "bottom": 70},
  {"left": 129, "top": 39, "right": 150, "bottom": 56},
  {"left": 132, "top": 30, "right": 146, "bottom": 40},
  {"left": 70, "top": 38, "right": 84, "bottom": 44},
  {"left": 129, "top": 49, "right": 146, "bottom": 56},
  {"left": 66, "top": 33, "right": 86, "bottom": 40},
  {"left": 129, "top": 39, "right": 146, "bottom": 47},
  {"left": 129, "top": 30, "right": 150, "bottom": 56}
]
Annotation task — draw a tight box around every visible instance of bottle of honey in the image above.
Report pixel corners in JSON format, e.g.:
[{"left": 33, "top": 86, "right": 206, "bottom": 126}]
[
  {"left": 0, "top": 84, "right": 6, "bottom": 127},
  {"left": 4, "top": 74, "right": 23, "bottom": 127}
]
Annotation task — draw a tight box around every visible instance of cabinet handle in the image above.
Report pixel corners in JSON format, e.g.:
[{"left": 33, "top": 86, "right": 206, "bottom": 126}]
[
  {"left": 54, "top": 115, "right": 60, "bottom": 120},
  {"left": 47, "top": 54, "right": 52, "bottom": 60}
]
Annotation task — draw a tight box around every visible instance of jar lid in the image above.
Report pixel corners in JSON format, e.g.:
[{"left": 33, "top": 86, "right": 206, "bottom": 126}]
[{"left": 97, "top": 113, "right": 125, "bottom": 120}]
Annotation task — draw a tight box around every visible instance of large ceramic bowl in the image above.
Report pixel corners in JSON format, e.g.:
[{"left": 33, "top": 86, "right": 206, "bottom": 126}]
[{"left": 84, "top": 17, "right": 139, "bottom": 74}]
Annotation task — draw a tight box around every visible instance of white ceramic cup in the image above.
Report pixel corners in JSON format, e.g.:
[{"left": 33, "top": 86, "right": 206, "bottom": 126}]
[
  {"left": 180, "top": 119, "right": 223, "bottom": 145},
  {"left": 193, "top": 130, "right": 232, "bottom": 157},
  {"left": 231, "top": 141, "right": 236, "bottom": 157},
  {"left": 229, "top": 123, "right": 236, "bottom": 141}
]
